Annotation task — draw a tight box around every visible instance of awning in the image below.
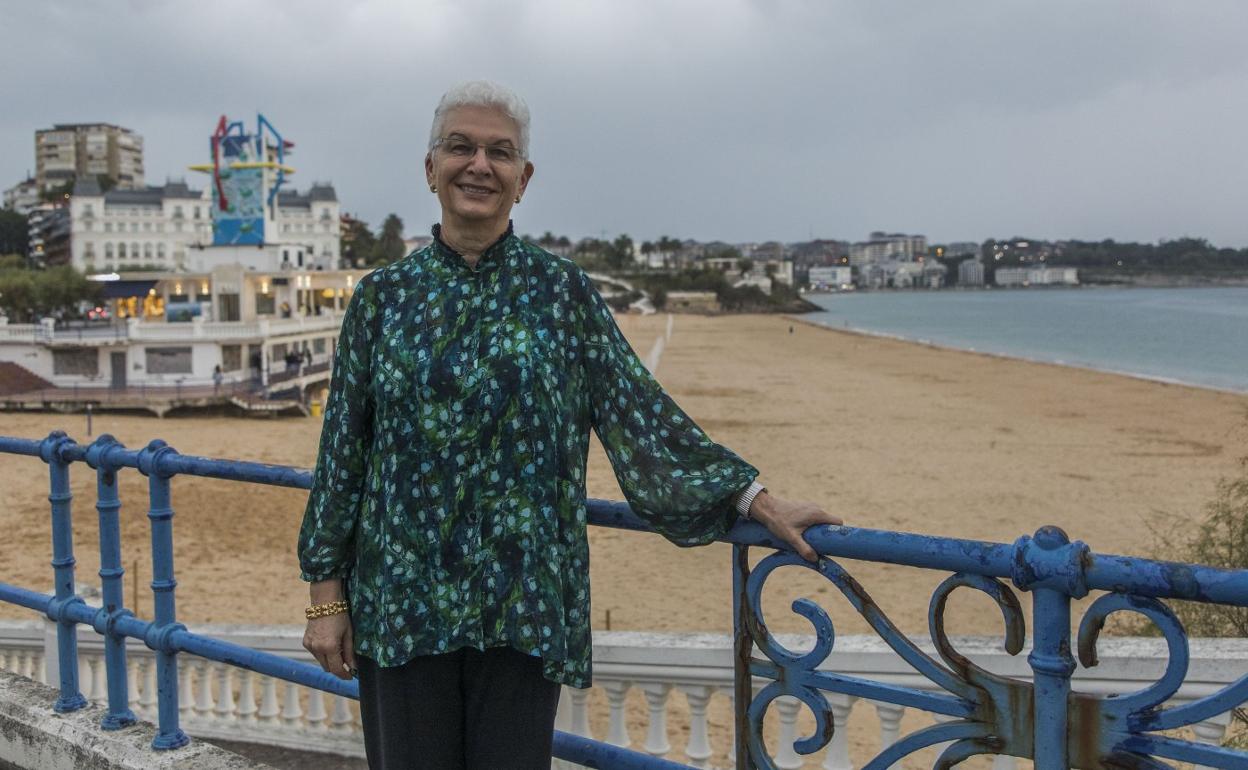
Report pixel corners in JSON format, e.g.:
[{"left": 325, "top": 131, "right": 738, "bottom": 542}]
[{"left": 100, "top": 280, "right": 158, "bottom": 299}]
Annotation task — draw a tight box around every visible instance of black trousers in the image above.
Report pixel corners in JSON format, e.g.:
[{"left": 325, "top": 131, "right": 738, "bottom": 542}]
[{"left": 356, "top": 646, "right": 563, "bottom": 770}]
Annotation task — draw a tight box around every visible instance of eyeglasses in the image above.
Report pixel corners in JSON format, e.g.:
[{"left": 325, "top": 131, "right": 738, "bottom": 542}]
[{"left": 433, "top": 137, "right": 524, "bottom": 164}]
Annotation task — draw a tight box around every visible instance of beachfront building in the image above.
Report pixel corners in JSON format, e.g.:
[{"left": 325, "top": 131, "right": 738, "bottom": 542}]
[
  {"left": 856, "top": 259, "right": 946, "bottom": 289},
  {"left": 35, "top": 123, "right": 144, "bottom": 192},
  {"left": 807, "top": 265, "right": 853, "bottom": 291},
  {"left": 0, "top": 265, "right": 361, "bottom": 403},
  {"left": 849, "top": 232, "right": 927, "bottom": 266},
  {"left": 702, "top": 255, "right": 795, "bottom": 289},
  {"left": 958, "top": 258, "right": 985, "bottom": 286},
  {"left": 994, "top": 266, "right": 1079, "bottom": 287},
  {"left": 66, "top": 178, "right": 341, "bottom": 274}
]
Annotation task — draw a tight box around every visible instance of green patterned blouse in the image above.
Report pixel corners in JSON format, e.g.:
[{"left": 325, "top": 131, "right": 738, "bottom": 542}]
[{"left": 298, "top": 225, "right": 758, "bottom": 688}]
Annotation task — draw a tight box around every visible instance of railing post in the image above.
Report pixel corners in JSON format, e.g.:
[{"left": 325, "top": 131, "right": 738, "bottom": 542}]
[
  {"left": 84, "top": 434, "right": 137, "bottom": 730},
  {"left": 733, "top": 543, "right": 753, "bottom": 770},
  {"left": 1017, "top": 526, "right": 1086, "bottom": 770},
  {"left": 39, "top": 430, "right": 87, "bottom": 713},
  {"left": 138, "top": 439, "right": 190, "bottom": 750},
  {"left": 1029, "top": 587, "right": 1073, "bottom": 769}
]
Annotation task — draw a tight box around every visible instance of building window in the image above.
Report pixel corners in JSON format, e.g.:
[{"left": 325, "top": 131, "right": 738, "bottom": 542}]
[
  {"left": 145, "top": 347, "right": 193, "bottom": 374},
  {"left": 84, "top": 243, "right": 95, "bottom": 257},
  {"left": 143, "top": 222, "right": 152, "bottom": 232},
  {"left": 104, "top": 222, "right": 112, "bottom": 232},
  {"left": 193, "top": 207, "right": 200, "bottom": 219},
  {"left": 53, "top": 349, "right": 99, "bottom": 376},
  {"left": 221, "top": 345, "right": 242, "bottom": 372},
  {"left": 157, "top": 243, "right": 166, "bottom": 259},
  {"left": 173, "top": 205, "right": 183, "bottom": 218},
  {"left": 131, "top": 242, "right": 139, "bottom": 259},
  {"left": 117, "top": 243, "right": 125, "bottom": 258},
  {"left": 255, "top": 293, "right": 276, "bottom": 315},
  {"left": 131, "top": 222, "right": 138, "bottom": 232},
  {"left": 313, "top": 337, "right": 326, "bottom": 354}
]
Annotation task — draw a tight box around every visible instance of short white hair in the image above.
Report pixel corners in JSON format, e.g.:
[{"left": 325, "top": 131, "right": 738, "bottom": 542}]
[{"left": 428, "top": 80, "right": 531, "bottom": 158}]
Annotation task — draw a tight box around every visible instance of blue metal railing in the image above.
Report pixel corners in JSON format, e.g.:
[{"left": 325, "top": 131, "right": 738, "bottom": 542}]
[{"left": 2, "top": 431, "right": 1248, "bottom": 768}]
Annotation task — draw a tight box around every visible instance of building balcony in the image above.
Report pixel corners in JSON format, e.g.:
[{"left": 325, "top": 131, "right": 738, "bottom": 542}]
[{"left": 0, "top": 313, "right": 343, "bottom": 346}]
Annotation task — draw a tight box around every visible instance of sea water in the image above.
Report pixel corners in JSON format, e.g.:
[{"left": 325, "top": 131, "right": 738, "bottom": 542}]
[{"left": 803, "top": 286, "right": 1248, "bottom": 392}]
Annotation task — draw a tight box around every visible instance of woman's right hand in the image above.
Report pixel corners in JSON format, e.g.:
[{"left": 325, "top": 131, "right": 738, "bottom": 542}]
[
  {"left": 303, "top": 579, "right": 357, "bottom": 680},
  {"left": 304, "top": 612, "right": 357, "bottom": 680}
]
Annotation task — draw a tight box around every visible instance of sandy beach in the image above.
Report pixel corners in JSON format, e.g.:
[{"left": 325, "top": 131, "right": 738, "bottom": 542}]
[{"left": 2, "top": 311, "right": 1245, "bottom": 767}]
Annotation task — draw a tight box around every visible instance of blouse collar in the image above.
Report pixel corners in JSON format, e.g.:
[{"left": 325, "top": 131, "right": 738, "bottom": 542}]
[{"left": 431, "top": 221, "right": 515, "bottom": 273}]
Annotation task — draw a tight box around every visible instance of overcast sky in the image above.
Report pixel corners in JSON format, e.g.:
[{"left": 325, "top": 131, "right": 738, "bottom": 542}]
[{"left": 4, "top": 1, "right": 1247, "bottom": 246}]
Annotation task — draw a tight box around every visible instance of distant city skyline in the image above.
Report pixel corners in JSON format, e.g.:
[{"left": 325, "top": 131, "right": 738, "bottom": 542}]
[{"left": 3, "top": 1, "right": 1248, "bottom": 247}]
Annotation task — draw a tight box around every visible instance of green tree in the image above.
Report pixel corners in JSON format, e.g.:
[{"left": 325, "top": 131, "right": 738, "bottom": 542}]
[
  {"left": 0, "top": 265, "right": 101, "bottom": 322},
  {"left": 736, "top": 258, "right": 754, "bottom": 276},
  {"left": 0, "top": 209, "right": 28, "bottom": 256},
  {"left": 371, "top": 214, "right": 406, "bottom": 265},
  {"left": 340, "top": 214, "right": 377, "bottom": 268},
  {"left": 611, "top": 234, "right": 635, "bottom": 269},
  {"left": 656, "top": 236, "right": 682, "bottom": 268},
  {"left": 0, "top": 270, "right": 36, "bottom": 321}
]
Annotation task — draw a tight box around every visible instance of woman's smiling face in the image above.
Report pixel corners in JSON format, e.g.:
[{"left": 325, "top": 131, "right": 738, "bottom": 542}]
[{"left": 425, "top": 105, "right": 534, "bottom": 232}]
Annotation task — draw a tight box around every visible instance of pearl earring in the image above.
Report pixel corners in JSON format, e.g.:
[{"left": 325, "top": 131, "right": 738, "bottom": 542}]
[
  {"left": 430, "top": 184, "right": 437, "bottom": 193},
  {"left": 514, "top": 195, "right": 522, "bottom": 204}
]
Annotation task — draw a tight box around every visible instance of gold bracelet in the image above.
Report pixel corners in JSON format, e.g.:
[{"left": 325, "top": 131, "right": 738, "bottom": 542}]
[{"left": 305, "top": 600, "right": 349, "bottom": 620}]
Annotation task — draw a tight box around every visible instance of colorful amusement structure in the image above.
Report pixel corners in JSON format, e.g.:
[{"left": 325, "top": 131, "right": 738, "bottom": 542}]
[{"left": 189, "top": 113, "right": 297, "bottom": 247}]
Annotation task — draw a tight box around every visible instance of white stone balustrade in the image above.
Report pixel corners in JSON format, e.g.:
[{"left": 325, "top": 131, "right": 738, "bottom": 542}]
[{"left": 0, "top": 621, "right": 1244, "bottom": 768}]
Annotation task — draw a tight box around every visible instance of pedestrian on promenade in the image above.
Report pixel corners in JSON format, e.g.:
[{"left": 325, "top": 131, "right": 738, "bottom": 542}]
[
  {"left": 297, "top": 80, "right": 842, "bottom": 770},
  {"left": 212, "top": 365, "right": 223, "bottom": 394}
]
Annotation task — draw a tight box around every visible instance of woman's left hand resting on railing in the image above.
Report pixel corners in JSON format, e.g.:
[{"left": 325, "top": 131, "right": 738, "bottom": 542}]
[{"left": 748, "top": 491, "right": 843, "bottom": 563}]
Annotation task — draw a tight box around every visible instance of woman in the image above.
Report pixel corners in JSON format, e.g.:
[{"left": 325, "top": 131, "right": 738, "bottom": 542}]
[{"left": 298, "top": 80, "right": 841, "bottom": 769}]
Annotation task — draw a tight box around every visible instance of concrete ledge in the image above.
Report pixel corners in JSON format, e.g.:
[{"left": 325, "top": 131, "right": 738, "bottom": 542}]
[{"left": 0, "top": 671, "right": 270, "bottom": 770}]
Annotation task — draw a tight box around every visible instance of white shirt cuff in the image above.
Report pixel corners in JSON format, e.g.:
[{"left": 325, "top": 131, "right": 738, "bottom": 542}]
[{"left": 735, "top": 480, "right": 766, "bottom": 519}]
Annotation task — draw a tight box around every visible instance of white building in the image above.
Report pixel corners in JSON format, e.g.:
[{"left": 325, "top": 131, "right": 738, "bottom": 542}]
[
  {"left": 0, "top": 266, "right": 362, "bottom": 398},
  {"left": 849, "top": 232, "right": 928, "bottom": 266},
  {"left": 958, "top": 259, "right": 985, "bottom": 287},
  {"left": 995, "top": 266, "right": 1079, "bottom": 287},
  {"left": 702, "top": 256, "right": 794, "bottom": 287},
  {"left": 3, "top": 177, "right": 40, "bottom": 215},
  {"left": 68, "top": 178, "right": 341, "bottom": 274},
  {"left": 807, "top": 265, "right": 853, "bottom": 290}
]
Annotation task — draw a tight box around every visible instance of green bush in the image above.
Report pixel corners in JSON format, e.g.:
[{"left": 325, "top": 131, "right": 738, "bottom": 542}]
[{"left": 1146, "top": 454, "right": 1248, "bottom": 637}]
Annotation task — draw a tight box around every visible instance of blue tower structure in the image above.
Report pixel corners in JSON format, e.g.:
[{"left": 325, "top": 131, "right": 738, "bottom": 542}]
[{"left": 189, "top": 113, "right": 295, "bottom": 247}]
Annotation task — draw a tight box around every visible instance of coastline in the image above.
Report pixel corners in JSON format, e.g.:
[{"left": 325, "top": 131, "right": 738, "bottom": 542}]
[{"left": 787, "top": 313, "right": 1248, "bottom": 396}]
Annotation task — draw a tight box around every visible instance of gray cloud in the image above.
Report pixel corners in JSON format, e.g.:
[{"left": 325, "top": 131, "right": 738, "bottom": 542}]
[{"left": 3, "top": 0, "right": 1246, "bottom": 245}]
